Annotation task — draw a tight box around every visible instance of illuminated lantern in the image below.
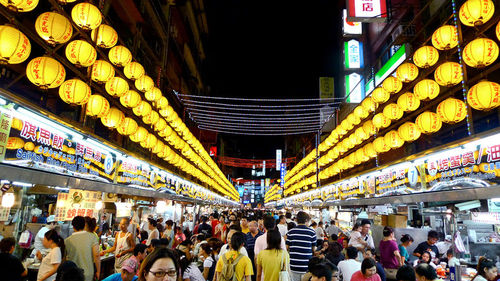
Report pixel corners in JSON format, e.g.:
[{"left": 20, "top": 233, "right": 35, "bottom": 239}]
[
  {"left": 135, "top": 75, "right": 154, "bottom": 92},
  {"left": 355, "top": 127, "right": 368, "bottom": 141},
  {"left": 436, "top": 98, "right": 467, "bottom": 124},
  {"left": 124, "top": 62, "right": 145, "bottom": 80},
  {"left": 347, "top": 113, "right": 360, "bottom": 125},
  {"left": 65, "top": 40, "right": 97, "bottom": 67},
  {"left": 355, "top": 149, "right": 369, "bottom": 163},
  {"left": 340, "top": 119, "right": 353, "bottom": 131},
  {"left": 0, "top": 25, "right": 30, "bottom": 64},
  {"left": 353, "top": 106, "right": 368, "bottom": 119},
  {"left": 361, "top": 96, "right": 377, "bottom": 112},
  {"left": 382, "top": 76, "right": 403, "bottom": 94},
  {"left": 157, "top": 96, "right": 169, "bottom": 109},
  {"left": 384, "top": 130, "right": 404, "bottom": 149},
  {"left": 86, "top": 95, "right": 109, "bottom": 118},
  {"left": 434, "top": 62, "right": 462, "bottom": 86},
  {"left": 413, "top": 46, "right": 439, "bottom": 68},
  {"left": 154, "top": 118, "right": 167, "bottom": 132},
  {"left": 142, "top": 134, "right": 157, "bottom": 149},
  {"left": 143, "top": 111, "right": 160, "bottom": 125},
  {"left": 91, "top": 60, "right": 115, "bottom": 83},
  {"left": 463, "top": 38, "right": 499, "bottom": 68},
  {"left": 396, "top": 63, "right": 419, "bottom": 83},
  {"left": 432, "top": 25, "right": 458, "bottom": 50},
  {"left": 373, "top": 137, "right": 390, "bottom": 153},
  {"left": 159, "top": 125, "right": 173, "bottom": 138},
  {"left": 105, "top": 77, "right": 129, "bottom": 97},
  {"left": 145, "top": 87, "right": 162, "bottom": 102},
  {"left": 414, "top": 79, "right": 440, "bottom": 100},
  {"left": 397, "top": 92, "right": 421, "bottom": 112},
  {"left": 467, "top": 81, "right": 500, "bottom": 110},
  {"left": 100, "top": 107, "right": 124, "bottom": 129},
  {"left": 382, "top": 103, "right": 404, "bottom": 121},
  {"left": 59, "top": 79, "right": 91, "bottom": 105},
  {"left": 362, "top": 120, "right": 376, "bottom": 136},
  {"left": 371, "top": 87, "right": 390, "bottom": 104},
  {"left": 71, "top": 3, "right": 102, "bottom": 30},
  {"left": 497, "top": 21, "right": 500, "bottom": 41},
  {"left": 459, "top": 0, "right": 495, "bottom": 27},
  {"left": 116, "top": 117, "right": 138, "bottom": 136},
  {"left": 26, "top": 57, "right": 66, "bottom": 89},
  {"left": 0, "top": 0, "right": 38, "bottom": 11},
  {"left": 363, "top": 142, "right": 377, "bottom": 158},
  {"left": 372, "top": 113, "right": 391, "bottom": 129},
  {"left": 108, "top": 46, "right": 132, "bottom": 67},
  {"left": 90, "top": 24, "right": 118, "bottom": 48},
  {"left": 57, "top": 0, "right": 77, "bottom": 3},
  {"left": 153, "top": 141, "right": 164, "bottom": 155},
  {"left": 132, "top": 101, "right": 152, "bottom": 117},
  {"left": 120, "top": 90, "right": 141, "bottom": 108},
  {"left": 415, "top": 111, "right": 442, "bottom": 134},
  {"left": 129, "top": 127, "right": 148, "bottom": 143},
  {"left": 398, "top": 122, "right": 421, "bottom": 142},
  {"left": 6, "top": 137, "right": 24, "bottom": 150}
]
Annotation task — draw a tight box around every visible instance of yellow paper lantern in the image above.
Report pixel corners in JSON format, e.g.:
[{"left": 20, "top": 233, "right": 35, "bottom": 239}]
[
  {"left": 135, "top": 75, "right": 154, "bottom": 92},
  {"left": 340, "top": 119, "right": 353, "bottom": 131},
  {"left": 65, "top": 40, "right": 97, "bottom": 67},
  {"left": 142, "top": 134, "right": 157, "bottom": 149},
  {"left": 160, "top": 125, "right": 173, "bottom": 138},
  {"left": 396, "top": 63, "right": 419, "bottom": 83},
  {"left": 124, "top": 62, "right": 145, "bottom": 80},
  {"left": 467, "top": 81, "right": 500, "bottom": 110},
  {"left": 108, "top": 45, "right": 132, "bottom": 67},
  {"left": 382, "top": 76, "right": 403, "bottom": 94},
  {"left": 6, "top": 137, "right": 24, "bottom": 150},
  {"left": 372, "top": 113, "right": 391, "bottom": 129},
  {"left": 71, "top": 3, "right": 102, "bottom": 30},
  {"left": 130, "top": 127, "right": 148, "bottom": 143},
  {"left": 59, "top": 79, "right": 91, "bottom": 106},
  {"left": 347, "top": 113, "right": 360, "bottom": 125},
  {"left": 463, "top": 38, "right": 499, "bottom": 68},
  {"left": 143, "top": 111, "right": 160, "bottom": 125},
  {"left": 383, "top": 103, "right": 404, "bottom": 121},
  {"left": 157, "top": 96, "right": 169, "bottom": 109},
  {"left": 145, "top": 87, "right": 162, "bottom": 102},
  {"left": 120, "top": 90, "right": 141, "bottom": 108},
  {"left": 397, "top": 92, "right": 421, "bottom": 112},
  {"left": 371, "top": 87, "right": 390, "bottom": 104},
  {"left": 105, "top": 77, "right": 129, "bottom": 97},
  {"left": 100, "top": 107, "right": 124, "bottom": 129},
  {"left": 0, "top": 0, "right": 38, "bottom": 12},
  {"left": 26, "top": 57, "right": 66, "bottom": 89},
  {"left": 384, "top": 130, "right": 405, "bottom": 149},
  {"left": 0, "top": 25, "right": 30, "bottom": 64},
  {"left": 91, "top": 60, "right": 115, "bottom": 83},
  {"left": 436, "top": 98, "right": 467, "bottom": 124},
  {"left": 86, "top": 95, "right": 109, "bottom": 118},
  {"left": 497, "top": 21, "right": 500, "bottom": 41},
  {"left": 414, "top": 79, "right": 440, "bottom": 100},
  {"left": 413, "top": 46, "right": 439, "bottom": 68},
  {"left": 362, "top": 120, "right": 376, "bottom": 136},
  {"left": 153, "top": 141, "right": 164, "bottom": 155},
  {"left": 154, "top": 118, "right": 167, "bottom": 132},
  {"left": 355, "top": 127, "right": 368, "bottom": 142},
  {"left": 363, "top": 142, "right": 377, "bottom": 158},
  {"left": 353, "top": 106, "right": 368, "bottom": 119},
  {"left": 459, "top": 0, "right": 495, "bottom": 27},
  {"left": 398, "top": 122, "right": 421, "bottom": 142},
  {"left": 373, "top": 137, "right": 390, "bottom": 153},
  {"left": 432, "top": 25, "right": 458, "bottom": 50},
  {"left": 117, "top": 117, "right": 138, "bottom": 136},
  {"left": 361, "top": 96, "right": 377, "bottom": 112},
  {"left": 434, "top": 62, "right": 462, "bottom": 87},
  {"left": 90, "top": 24, "right": 118, "bottom": 48},
  {"left": 415, "top": 111, "right": 442, "bottom": 134},
  {"left": 132, "top": 101, "right": 152, "bottom": 117},
  {"left": 355, "top": 149, "right": 369, "bottom": 163}
]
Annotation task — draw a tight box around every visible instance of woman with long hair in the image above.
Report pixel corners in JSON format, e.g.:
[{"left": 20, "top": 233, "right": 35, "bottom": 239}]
[
  {"left": 413, "top": 251, "right": 436, "bottom": 269},
  {"left": 176, "top": 247, "right": 204, "bottom": 281},
  {"left": 256, "top": 229, "right": 290, "bottom": 281},
  {"left": 398, "top": 234, "right": 414, "bottom": 265},
  {"left": 472, "top": 257, "right": 498, "bottom": 281},
  {"left": 139, "top": 248, "right": 180, "bottom": 281},
  {"left": 37, "top": 230, "right": 64, "bottom": 281},
  {"left": 199, "top": 243, "right": 216, "bottom": 281}
]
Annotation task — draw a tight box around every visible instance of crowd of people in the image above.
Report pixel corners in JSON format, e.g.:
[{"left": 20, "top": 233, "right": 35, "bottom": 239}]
[{"left": 0, "top": 210, "right": 497, "bottom": 281}]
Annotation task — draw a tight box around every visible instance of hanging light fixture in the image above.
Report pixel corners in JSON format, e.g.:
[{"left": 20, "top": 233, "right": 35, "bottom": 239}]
[
  {"left": 132, "top": 101, "right": 152, "bottom": 117},
  {"left": 124, "top": 62, "right": 145, "bottom": 80},
  {"left": 91, "top": 24, "right": 118, "bottom": 48},
  {"left": 397, "top": 92, "right": 421, "bottom": 112},
  {"left": 105, "top": 77, "right": 129, "bottom": 98},
  {"left": 26, "top": 57, "right": 66, "bottom": 89},
  {"left": 459, "top": 0, "right": 495, "bottom": 27},
  {"left": 0, "top": 0, "right": 38, "bottom": 12},
  {"left": 397, "top": 122, "right": 421, "bottom": 142},
  {"left": 372, "top": 113, "right": 391, "bottom": 129},
  {"left": 71, "top": 2, "right": 102, "bottom": 30},
  {"left": 463, "top": 38, "right": 499, "bottom": 68},
  {"left": 91, "top": 60, "right": 115, "bottom": 83},
  {"left": 135, "top": 75, "right": 154, "bottom": 92},
  {"left": 384, "top": 130, "right": 405, "bottom": 149},
  {"left": 371, "top": 87, "right": 390, "bottom": 103},
  {"left": 101, "top": 107, "right": 125, "bottom": 129},
  {"left": 383, "top": 103, "right": 404, "bottom": 121},
  {"left": 467, "top": 80, "right": 500, "bottom": 111},
  {"left": 414, "top": 79, "right": 440, "bottom": 100},
  {"left": 108, "top": 45, "right": 132, "bottom": 67},
  {"left": 129, "top": 127, "right": 148, "bottom": 143},
  {"left": 0, "top": 25, "right": 30, "bottom": 64},
  {"left": 59, "top": 79, "right": 91, "bottom": 106},
  {"left": 120, "top": 90, "right": 142, "bottom": 108},
  {"left": 373, "top": 137, "right": 390, "bottom": 153},
  {"left": 415, "top": 111, "right": 442, "bottom": 134},
  {"left": 432, "top": 25, "right": 458, "bottom": 50},
  {"left": 1, "top": 193, "right": 15, "bottom": 208},
  {"left": 413, "top": 46, "right": 439, "bottom": 68},
  {"left": 145, "top": 87, "right": 162, "bottom": 102},
  {"left": 65, "top": 40, "right": 97, "bottom": 67},
  {"left": 436, "top": 98, "right": 467, "bottom": 124},
  {"left": 35, "top": 12, "right": 73, "bottom": 45},
  {"left": 86, "top": 95, "right": 110, "bottom": 118},
  {"left": 382, "top": 76, "right": 403, "bottom": 94},
  {"left": 434, "top": 62, "right": 463, "bottom": 87},
  {"left": 396, "top": 62, "right": 419, "bottom": 83},
  {"left": 117, "top": 117, "right": 138, "bottom": 136},
  {"left": 361, "top": 96, "right": 377, "bottom": 112}
]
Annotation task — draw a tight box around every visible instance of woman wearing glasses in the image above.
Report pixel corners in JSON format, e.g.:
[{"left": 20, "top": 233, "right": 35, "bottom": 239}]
[{"left": 139, "top": 248, "right": 180, "bottom": 281}]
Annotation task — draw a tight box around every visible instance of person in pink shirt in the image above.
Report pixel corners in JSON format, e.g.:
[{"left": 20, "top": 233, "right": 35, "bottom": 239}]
[{"left": 351, "top": 258, "right": 381, "bottom": 281}]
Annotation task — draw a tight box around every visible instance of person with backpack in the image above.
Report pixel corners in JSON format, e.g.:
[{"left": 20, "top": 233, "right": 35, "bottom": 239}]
[{"left": 215, "top": 232, "right": 253, "bottom": 281}]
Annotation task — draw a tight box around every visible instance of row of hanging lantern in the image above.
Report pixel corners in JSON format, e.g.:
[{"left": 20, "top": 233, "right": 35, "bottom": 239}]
[
  {"left": 285, "top": 0, "right": 500, "bottom": 196},
  {"left": 0, "top": 1, "right": 238, "bottom": 200}
]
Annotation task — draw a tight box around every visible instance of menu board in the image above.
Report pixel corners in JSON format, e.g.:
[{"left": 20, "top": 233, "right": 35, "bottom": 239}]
[
  {"left": 0, "top": 111, "right": 13, "bottom": 162},
  {"left": 54, "top": 189, "right": 101, "bottom": 221},
  {"left": 0, "top": 206, "right": 10, "bottom": 221}
]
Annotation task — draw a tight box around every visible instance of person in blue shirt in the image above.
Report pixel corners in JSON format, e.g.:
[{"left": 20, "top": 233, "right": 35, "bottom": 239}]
[
  {"left": 102, "top": 257, "right": 138, "bottom": 281},
  {"left": 398, "top": 234, "right": 414, "bottom": 265}
]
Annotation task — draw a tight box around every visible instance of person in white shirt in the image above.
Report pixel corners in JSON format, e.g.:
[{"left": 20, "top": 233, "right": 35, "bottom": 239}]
[
  {"left": 33, "top": 215, "right": 58, "bottom": 261},
  {"left": 338, "top": 247, "right": 361, "bottom": 281},
  {"left": 37, "top": 229, "right": 63, "bottom": 281},
  {"left": 348, "top": 220, "right": 374, "bottom": 258},
  {"left": 277, "top": 215, "right": 288, "bottom": 237},
  {"left": 219, "top": 225, "right": 249, "bottom": 257},
  {"left": 146, "top": 218, "right": 159, "bottom": 247}
]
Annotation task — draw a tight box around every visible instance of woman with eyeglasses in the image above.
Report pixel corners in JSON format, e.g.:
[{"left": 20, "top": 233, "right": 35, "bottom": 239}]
[{"left": 138, "top": 248, "right": 180, "bottom": 281}]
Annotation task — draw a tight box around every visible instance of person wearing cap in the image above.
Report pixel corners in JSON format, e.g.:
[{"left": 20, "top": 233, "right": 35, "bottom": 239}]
[
  {"left": 102, "top": 257, "right": 138, "bottom": 281},
  {"left": 435, "top": 235, "right": 452, "bottom": 259},
  {"left": 33, "top": 215, "right": 58, "bottom": 261}
]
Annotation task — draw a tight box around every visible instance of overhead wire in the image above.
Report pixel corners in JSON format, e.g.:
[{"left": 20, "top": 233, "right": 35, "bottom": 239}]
[
  {"left": 183, "top": 103, "right": 337, "bottom": 112},
  {"left": 189, "top": 112, "right": 327, "bottom": 122},
  {"left": 177, "top": 93, "right": 344, "bottom": 101},
  {"left": 194, "top": 121, "right": 322, "bottom": 129},
  {"left": 198, "top": 126, "right": 319, "bottom": 136},
  {"left": 180, "top": 98, "right": 341, "bottom": 108},
  {"left": 190, "top": 115, "right": 327, "bottom": 123},
  {"left": 198, "top": 123, "right": 320, "bottom": 132},
  {"left": 186, "top": 107, "right": 335, "bottom": 117}
]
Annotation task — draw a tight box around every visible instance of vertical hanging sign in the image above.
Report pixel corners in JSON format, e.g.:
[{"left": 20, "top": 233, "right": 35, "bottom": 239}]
[
  {"left": 280, "top": 163, "right": 286, "bottom": 187},
  {"left": 344, "top": 40, "right": 364, "bottom": 69},
  {"left": 276, "top": 149, "right": 282, "bottom": 171},
  {"left": 347, "top": 0, "right": 388, "bottom": 22},
  {"left": 0, "top": 111, "right": 13, "bottom": 162}
]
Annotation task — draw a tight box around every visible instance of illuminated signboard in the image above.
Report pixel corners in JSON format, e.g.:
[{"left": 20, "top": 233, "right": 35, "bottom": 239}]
[
  {"left": 347, "top": 0, "right": 388, "bottom": 22},
  {"left": 344, "top": 39, "right": 364, "bottom": 69},
  {"left": 345, "top": 73, "right": 365, "bottom": 103},
  {"left": 374, "top": 44, "right": 407, "bottom": 85},
  {"left": 343, "top": 9, "right": 362, "bottom": 35}
]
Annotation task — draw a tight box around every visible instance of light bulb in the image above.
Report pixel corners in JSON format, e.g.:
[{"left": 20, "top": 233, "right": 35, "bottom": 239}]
[{"left": 1, "top": 193, "right": 15, "bottom": 208}]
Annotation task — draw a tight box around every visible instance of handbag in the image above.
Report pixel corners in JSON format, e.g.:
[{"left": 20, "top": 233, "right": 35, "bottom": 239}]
[{"left": 279, "top": 250, "right": 291, "bottom": 281}]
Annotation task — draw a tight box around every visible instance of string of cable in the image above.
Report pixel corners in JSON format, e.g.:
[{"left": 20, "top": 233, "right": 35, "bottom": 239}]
[
  {"left": 218, "top": 156, "right": 296, "bottom": 168},
  {"left": 186, "top": 107, "right": 335, "bottom": 117},
  {"left": 189, "top": 113, "right": 327, "bottom": 122},
  {"left": 180, "top": 98, "right": 341, "bottom": 108},
  {"left": 176, "top": 92, "right": 344, "bottom": 101},
  {"left": 197, "top": 126, "right": 319, "bottom": 136}
]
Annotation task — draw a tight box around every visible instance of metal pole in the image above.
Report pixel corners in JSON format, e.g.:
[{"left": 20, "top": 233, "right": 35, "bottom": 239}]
[{"left": 316, "top": 130, "right": 320, "bottom": 188}]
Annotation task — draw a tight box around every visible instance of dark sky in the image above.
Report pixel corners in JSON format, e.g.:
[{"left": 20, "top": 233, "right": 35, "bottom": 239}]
[{"left": 203, "top": 0, "right": 342, "bottom": 160}]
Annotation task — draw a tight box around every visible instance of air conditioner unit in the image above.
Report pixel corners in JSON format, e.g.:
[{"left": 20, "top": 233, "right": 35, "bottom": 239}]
[{"left": 391, "top": 25, "right": 416, "bottom": 45}]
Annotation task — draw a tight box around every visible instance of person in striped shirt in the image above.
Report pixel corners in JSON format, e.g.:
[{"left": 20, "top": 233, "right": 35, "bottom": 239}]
[{"left": 286, "top": 211, "right": 317, "bottom": 281}]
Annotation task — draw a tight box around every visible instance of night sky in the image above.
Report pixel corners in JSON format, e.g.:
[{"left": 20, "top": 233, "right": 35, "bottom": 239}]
[{"left": 203, "top": 0, "right": 342, "bottom": 159}]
